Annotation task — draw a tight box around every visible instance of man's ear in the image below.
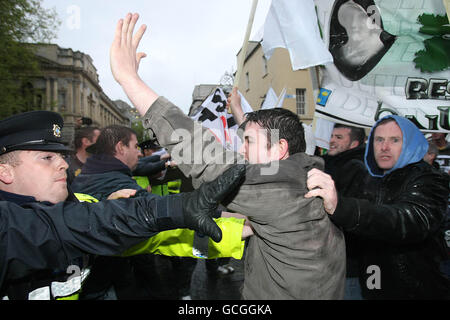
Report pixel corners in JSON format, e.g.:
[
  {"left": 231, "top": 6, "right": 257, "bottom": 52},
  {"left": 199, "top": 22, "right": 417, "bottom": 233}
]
[
  {"left": 350, "top": 140, "right": 360, "bottom": 149},
  {"left": 277, "top": 139, "right": 289, "bottom": 160},
  {"left": 115, "top": 141, "right": 124, "bottom": 156},
  {"left": 81, "top": 137, "right": 91, "bottom": 147},
  {"left": 0, "top": 164, "right": 14, "bottom": 184}
]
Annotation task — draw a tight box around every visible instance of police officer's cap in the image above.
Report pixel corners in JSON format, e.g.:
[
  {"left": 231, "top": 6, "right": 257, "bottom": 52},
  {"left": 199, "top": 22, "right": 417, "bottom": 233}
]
[
  {"left": 0, "top": 111, "right": 73, "bottom": 155},
  {"left": 139, "top": 138, "right": 161, "bottom": 150}
]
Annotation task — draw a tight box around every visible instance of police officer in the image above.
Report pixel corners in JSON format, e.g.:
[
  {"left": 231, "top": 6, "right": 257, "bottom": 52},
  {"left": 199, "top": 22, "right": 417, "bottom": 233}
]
[{"left": 0, "top": 110, "right": 245, "bottom": 299}]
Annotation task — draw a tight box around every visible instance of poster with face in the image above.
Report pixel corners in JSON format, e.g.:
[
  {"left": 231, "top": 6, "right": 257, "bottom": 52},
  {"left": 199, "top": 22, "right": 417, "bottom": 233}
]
[
  {"left": 314, "top": 0, "right": 450, "bottom": 132},
  {"left": 329, "top": 0, "right": 396, "bottom": 81}
]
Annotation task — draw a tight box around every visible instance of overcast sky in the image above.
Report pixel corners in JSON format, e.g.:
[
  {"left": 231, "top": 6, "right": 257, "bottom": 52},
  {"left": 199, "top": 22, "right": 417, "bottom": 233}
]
[{"left": 41, "top": 0, "right": 272, "bottom": 114}]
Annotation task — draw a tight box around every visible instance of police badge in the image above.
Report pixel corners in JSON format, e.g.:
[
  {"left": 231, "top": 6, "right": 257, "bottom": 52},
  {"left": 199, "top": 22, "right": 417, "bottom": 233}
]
[{"left": 53, "top": 124, "right": 62, "bottom": 138}]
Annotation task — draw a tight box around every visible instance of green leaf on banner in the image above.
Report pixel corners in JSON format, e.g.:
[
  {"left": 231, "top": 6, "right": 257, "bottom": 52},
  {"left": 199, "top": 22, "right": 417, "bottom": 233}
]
[
  {"left": 414, "top": 36, "right": 450, "bottom": 72},
  {"left": 417, "top": 13, "right": 450, "bottom": 35},
  {"left": 414, "top": 13, "right": 450, "bottom": 72}
]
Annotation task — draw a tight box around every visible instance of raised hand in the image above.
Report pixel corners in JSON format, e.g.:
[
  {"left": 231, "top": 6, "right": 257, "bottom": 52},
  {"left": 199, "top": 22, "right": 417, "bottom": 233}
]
[
  {"left": 110, "top": 13, "right": 147, "bottom": 85},
  {"left": 110, "top": 13, "right": 159, "bottom": 115}
]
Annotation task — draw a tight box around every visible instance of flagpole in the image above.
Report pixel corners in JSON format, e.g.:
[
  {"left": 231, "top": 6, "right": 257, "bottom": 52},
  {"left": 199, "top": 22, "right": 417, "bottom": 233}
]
[
  {"left": 444, "top": 0, "right": 450, "bottom": 18},
  {"left": 234, "top": 0, "right": 259, "bottom": 88}
]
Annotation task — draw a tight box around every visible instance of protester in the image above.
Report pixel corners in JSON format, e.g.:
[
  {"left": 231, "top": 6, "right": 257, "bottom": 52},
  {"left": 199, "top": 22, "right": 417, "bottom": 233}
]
[
  {"left": 323, "top": 123, "right": 366, "bottom": 195},
  {"left": 0, "top": 110, "right": 247, "bottom": 299},
  {"left": 431, "top": 132, "right": 450, "bottom": 155},
  {"left": 66, "top": 126, "right": 100, "bottom": 185},
  {"left": 109, "top": 13, "right": 346, "bottom": 299},
  {"left": 306, "top": 115, "right": 450, "bottom": 299},
  {"left": 320, "top": 123, "right": 367, "bottom": 299},
  {"left": 429, "top": 133, "right": 450, "bottom": 173},
  {"left": 424, "top": 140, "right": 440, "bottom": 169}
]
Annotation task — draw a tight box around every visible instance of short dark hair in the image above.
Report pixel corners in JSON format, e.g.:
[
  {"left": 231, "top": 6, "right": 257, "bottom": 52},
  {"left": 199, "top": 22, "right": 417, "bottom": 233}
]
[
  {"left": 94, "top": 125, "right": 137, "bottom": 156},
  {"left": 74, "top": 126, "right": 100, "bottom": 150},
  {"left": 240, "top": 108, "right": 306, "bottom": 155},
  {"left": 334, "top": 123, "right": 366, "bottom": 146}
]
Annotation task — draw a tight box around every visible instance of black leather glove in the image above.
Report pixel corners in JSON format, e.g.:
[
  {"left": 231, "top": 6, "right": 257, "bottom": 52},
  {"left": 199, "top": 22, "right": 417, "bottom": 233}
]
[{"left": 181, "top": 164, "right": 246, "bottom": 242}]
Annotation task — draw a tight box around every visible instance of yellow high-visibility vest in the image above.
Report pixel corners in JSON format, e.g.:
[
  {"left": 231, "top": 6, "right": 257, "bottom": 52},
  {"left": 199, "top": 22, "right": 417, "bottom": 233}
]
[{"left": 74, "top": 193, "right": 245, "bottom": 259}]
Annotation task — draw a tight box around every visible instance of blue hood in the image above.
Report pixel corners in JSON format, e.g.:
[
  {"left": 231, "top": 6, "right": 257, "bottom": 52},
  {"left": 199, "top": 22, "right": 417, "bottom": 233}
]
[{"left": 364, "top": 115, "right": 428, "bottom": 177}]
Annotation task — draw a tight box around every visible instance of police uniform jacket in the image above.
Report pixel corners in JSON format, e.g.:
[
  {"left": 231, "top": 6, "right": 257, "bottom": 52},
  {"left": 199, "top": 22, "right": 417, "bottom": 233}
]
[{"left": 0, "top": 188, "right": 185, "bottom": 299}]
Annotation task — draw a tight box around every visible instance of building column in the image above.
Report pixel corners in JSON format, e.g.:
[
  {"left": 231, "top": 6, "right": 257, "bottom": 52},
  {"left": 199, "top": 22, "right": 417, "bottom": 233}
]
[
  {"left": 74, "top": 79, "right": 81, "bottom": 116},
  {"left": 66, "top": 79, "right": 73, "bottom": 114},
  {"left": 52, "top": 78, "right": 58, "bottom": 112},
  {"left": 45, "top": 78, "right": 51, "bottom": 111}
]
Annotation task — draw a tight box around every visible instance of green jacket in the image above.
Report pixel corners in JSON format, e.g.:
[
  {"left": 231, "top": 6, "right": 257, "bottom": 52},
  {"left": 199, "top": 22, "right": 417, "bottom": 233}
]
[{"left": 141, "top": 96, "right": 346, "bottom": 300}]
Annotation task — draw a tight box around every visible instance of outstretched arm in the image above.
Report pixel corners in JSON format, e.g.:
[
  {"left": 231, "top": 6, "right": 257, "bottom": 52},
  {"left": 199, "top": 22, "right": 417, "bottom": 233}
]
[{"left": 110, "top": 13, "right": 158, "bottom": 115}]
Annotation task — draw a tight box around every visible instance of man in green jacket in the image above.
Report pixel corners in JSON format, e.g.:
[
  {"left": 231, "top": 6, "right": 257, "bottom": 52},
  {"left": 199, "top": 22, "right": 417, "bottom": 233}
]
[{"left": 109, "top": 13, "right": 346, "bottom": 300}]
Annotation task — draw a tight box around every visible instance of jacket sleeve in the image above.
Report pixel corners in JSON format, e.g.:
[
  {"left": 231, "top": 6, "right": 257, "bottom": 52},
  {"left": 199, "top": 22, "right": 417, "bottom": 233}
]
[
  {"left": 0, "top": 194, "right": 186, "bottom": 281},
  {"left": 142, "top": 96, "right": 240, "bottom": 189},
  {"left": 133, "top": 156, "right": 167, "bottom": 176},
  {"left": 141, "top": 97, "right": 318, "bottom": 224},
  {"left": 121, "top": 217, "right": 245, "bottom": 259},
  {"left": 331, "top": 168, "right": 449, "bottom": 244}
]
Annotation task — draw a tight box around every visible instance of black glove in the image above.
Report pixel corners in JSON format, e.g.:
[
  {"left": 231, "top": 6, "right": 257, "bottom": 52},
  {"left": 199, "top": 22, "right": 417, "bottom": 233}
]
[{"left": 181, "top": 164, "right": 246, "bottom": 242}]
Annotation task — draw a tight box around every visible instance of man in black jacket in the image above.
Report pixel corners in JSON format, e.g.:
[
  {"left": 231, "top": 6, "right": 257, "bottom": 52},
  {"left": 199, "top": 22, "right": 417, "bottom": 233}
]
[
  {"left": 66, "top": 126, "right": 100, "bottom": 185},
  {"left": 307, "top": 115, "right": 450, "bottom": 299},
  {"left": 71, "top": 125, "right": 148, "bottom": 200},
  {"left": 322, "top": 124, "right": 367, "bottom": 299},
  {"left": 71, "top": 125, "right": 175, "bottom": 299},
  {"left": 323, "top": 124, "right": 366, "bottom": 196},
  {"left": 0, "top": 111, "right": 245, "bottom": 299}
]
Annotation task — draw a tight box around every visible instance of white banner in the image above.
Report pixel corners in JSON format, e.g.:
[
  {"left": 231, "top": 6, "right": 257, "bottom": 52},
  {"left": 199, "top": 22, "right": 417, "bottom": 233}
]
[
  {"left": 261, "top": 87, "right": 286, "bottom": 109},
  {"left": 314, "top": 0, "right": 450, "bottom": 132},
  {"left": 262, "top": 0, "right": 333, "bottom": 70},
  {"left": 190, "top": 87, "right": 253, "bottom": 151}
]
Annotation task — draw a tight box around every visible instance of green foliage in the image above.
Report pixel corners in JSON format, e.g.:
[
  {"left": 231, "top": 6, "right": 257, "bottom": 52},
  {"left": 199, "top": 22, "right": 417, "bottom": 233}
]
[
  {"left": 132, "top": 121, "right": 145, "bottom": 143},
  {"left": 0, "top": 0, "right": 61, "bottom": 119}
]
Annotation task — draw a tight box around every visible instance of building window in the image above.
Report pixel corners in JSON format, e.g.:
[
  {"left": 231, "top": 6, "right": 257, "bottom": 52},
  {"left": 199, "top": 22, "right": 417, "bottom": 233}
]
[
  {"left": 245, "top": 72, "right": 250, "bottom": 91},
  {"left": 262, "top": 55, "right": 268, "bottom": 76},
  {"left": 296, "top": 89, "right": 306, "bottom": 115}
]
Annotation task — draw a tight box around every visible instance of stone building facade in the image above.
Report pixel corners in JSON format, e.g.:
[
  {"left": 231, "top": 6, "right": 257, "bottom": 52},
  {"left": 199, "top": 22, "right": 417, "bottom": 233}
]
[
  {"left": 188, "top": 42, "right": 317, "bottom": 125},
  {"left": 28, "top": 43, "right": 130, "bottom": 144},
  {"left": 235, "top": 41, "right": 317, "bottom": 124}
]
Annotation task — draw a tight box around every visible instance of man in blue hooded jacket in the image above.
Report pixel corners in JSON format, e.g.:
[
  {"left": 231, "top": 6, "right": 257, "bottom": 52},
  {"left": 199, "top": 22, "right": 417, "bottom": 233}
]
[{"left": 307, "top": 115, "right": 450, "bottom": 299}]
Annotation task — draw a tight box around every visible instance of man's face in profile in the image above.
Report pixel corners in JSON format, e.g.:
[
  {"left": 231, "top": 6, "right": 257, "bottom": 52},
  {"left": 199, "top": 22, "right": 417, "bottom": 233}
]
[
  {"left": 7, "top": 151, "right": 69, "bottom": 204},
  {"left": 239, "top": 122, "right": 280, "bottom": 164},
  {"left": 121, "top": 134, "right": 142, "bottom": 171},
  {"left": 328, "top": 127, "right": 356, "bottom": 156}
]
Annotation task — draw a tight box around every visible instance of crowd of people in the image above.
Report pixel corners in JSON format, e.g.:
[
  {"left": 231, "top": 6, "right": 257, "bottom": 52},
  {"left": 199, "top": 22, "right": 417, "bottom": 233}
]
[{"left": 0, "top": 12, "right": 449, "bottom": 300}]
